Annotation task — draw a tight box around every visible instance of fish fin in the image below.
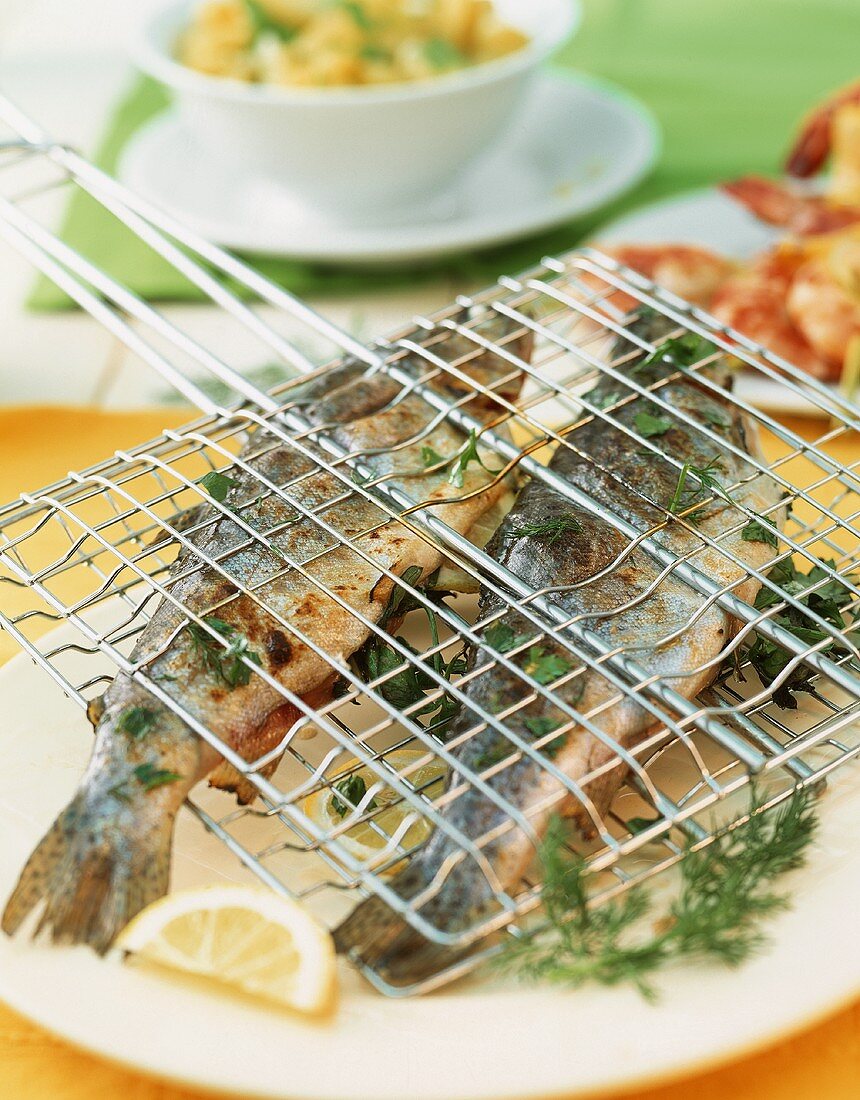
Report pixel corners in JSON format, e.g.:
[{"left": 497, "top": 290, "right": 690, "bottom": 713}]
[
  {"left": 333, "top": 864, "right": 472, "bottom": 987},
  {"left": 208, "top": 760, "right": 277, "bottom": 805},
  {"left": 1, "top": 796, "right": 172, "bottom": 954}
]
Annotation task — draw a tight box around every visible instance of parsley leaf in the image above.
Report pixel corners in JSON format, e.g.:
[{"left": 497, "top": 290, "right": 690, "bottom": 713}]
[
  {"left": 332, "top": 773, "right": 377, "bottom": 818},
  {"left": 117, "top": 706, "right": 157, "bottom": 740},
  {"left": 420, "top": 445, "right": 446, "bottom": 468},
  {"left": 742, "top": 518, "right": 779, "bottom": 549},
  {"left": 633, "top": 410, "right": 674, "bottom": 439},
  {"left": 186, "top": 616, "right": 262, "bottom": 689},
  {"left": 636, "top": 332, "right": 719, "bottom": 378},
  {"left": 134, "top": 763, "right": 182, "bottom": 792},
  {"left": 199, "top": 470, "right": 238, "bottom": 505},
  {"left": 485, "top": 622, "right": 530, "bottom": 654},
  {"left": 449, "top": 430, "right": 501, "bottom": 488},
  {"left": 524, "top": 646, "right": 571, "bottom": 686}
]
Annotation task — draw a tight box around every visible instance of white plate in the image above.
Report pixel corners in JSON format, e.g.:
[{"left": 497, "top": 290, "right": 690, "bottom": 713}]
[
  {"left": 597, "top": 187, "right": 837, "bottom": 417},
  {"left": 0, "top": 614, "right": 858, "bottom": 1100},
  {"left": 117, "top": 72, "right": 659, "bottom": 263}
]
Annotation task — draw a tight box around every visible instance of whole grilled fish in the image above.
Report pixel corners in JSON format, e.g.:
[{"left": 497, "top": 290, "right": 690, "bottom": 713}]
[
  {"left": 2, "top": 321, "right": 529, "bottom": 953},
  {"left": 334, "top": 314, "right": 783, "bottom": 984}
]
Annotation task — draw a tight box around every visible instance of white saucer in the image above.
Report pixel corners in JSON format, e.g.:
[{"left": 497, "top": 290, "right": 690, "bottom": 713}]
[
  {"left": 118, "top": 72, "right": 659, "bottom": 263},
  {"left": 598, "top": 188, "right": 837, "bottom": 417}
]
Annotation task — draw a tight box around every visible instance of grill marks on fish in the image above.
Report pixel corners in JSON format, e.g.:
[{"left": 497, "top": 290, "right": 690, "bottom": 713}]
[
  {"left": 334, "top": 315, "right": 783, "bottom": 986},
  {"left": 2, "top": 319, "right": 531, "bottom": 953}
]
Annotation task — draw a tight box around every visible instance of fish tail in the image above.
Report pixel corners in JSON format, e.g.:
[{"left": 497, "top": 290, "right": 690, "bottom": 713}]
[
  {"left": 333, "top": 861, "right": 476, "bottom": 987},
  {"left": 2, "top": 793, "right": 172, "bottom": 954}
]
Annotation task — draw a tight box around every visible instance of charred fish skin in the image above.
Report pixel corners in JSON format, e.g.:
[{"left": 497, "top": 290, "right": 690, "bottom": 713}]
[
  {"left": 2, "top": 321, "right": 531, "bottom": 954},
  {"left": 334, "top": 313, "right": 783, "bottom": 985}
]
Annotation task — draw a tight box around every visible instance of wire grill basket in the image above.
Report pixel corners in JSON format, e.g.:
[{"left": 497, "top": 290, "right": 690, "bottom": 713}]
[{"left": 0, "top": 96, "right": 858, "bottom": 995}]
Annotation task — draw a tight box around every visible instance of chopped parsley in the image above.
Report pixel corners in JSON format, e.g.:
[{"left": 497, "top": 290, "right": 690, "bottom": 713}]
[
  {"left": 741, "top": 518, "right": 779, "bottom": 549},
  {"left": 524, "top": 646, "right": 572, "bottom": 686},
  {"left": 186, "top": 616, "right": 262, "bottom": 689},
  {"left": 509, "top": 515, "right": 582, "bottom": 546},
  {"left": 117, "top": 706, "right": 157, "bottom": 740},
  {"left": 242, "top": 0, "right": 298, "bottom": 42},
  {"left": 448, "top": 429, "right": 501, "bottom": 488},
  {"left": 199, "top": 470, "right": 238, "bottom": 505},
  {"left": 134, "top": 763, "right": 182, "bottom": 792},
  {"left": 737, "top": 557, "right": 859, "bottom": 708},
  {"left": 337, "top": 0, "right": 374, "bottom": 29},
  {"left": 484, "top": 622, "right": 529, "bottom": 654},
  {"left": 332, "top": 773, "right": 377, "bottom": 818},
  {"left": 360, "top": 43, "right": 392, "bottom": 63},
  {"left": 424, "top": 37, "right": 466, "bottom": 69},
  {"left": 420, "top": 444, "right": 446, "bottom": 468},
  {"left": 633, "top": 410, "right": 674, "bottom": 439},
  {"left": 524, "top": 715, "right": 565, "bottom": 758},
  {"left": 635, "top": 332, "right": 719, "bottom": 378}
]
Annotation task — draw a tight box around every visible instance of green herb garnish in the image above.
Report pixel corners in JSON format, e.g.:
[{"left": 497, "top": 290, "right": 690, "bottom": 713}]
[
  {"left": 485, "top": 622, "right": 529, "bottom": 654},
  {"left": 635, "top": 332, "right": 719, "bottom": 378},
  {"left": 524, "top": 646, "right": 571, "bottom": 686},
  {"left": 633, "top": 410, "right": 673, "bottom": 439},
  {"left": 591, "top": 390, "right": 623, "bottom": 410},
  {"left": 117, "top": 706, "right": 157, "bottom": 740},
  {"left": 424, "top": 37, "right": 466, "bottom": 70},
  {"left": 739, "top": 557, "right": 859, "bottom": 708},
  {"left": 199, "top": 470, "right": 238, "bottom": 505},
  {"left": 509, "top": 516, "right": 582, "bottom": 546},
  {"left": 242, "top": 0, "right": 298, "bottom": 42},
  {"left": 449, "top": 429, "right": 501, "bottom": 488},
  {"left": 667, "top": 456, "right": 728, "bottom": 517},
  {"left": 337, "top": 0, "right": 373, "bottom": 29},
  {"left": 421, "top": 445, "right": 446, "bottom": 468},
  {"left": 626, "top": 815, "right": 661, "bottom": 836},
  {"left": 701, "top": 406, "right": 731, "bottom": 430},
  {"left": 187, "top": 616, "right": 262, "bottom": 689},
  {"left": 360, "top": 43, "right": 392, "bottom": 63},
  {"left": 134, "top": 763, "right": 182, "bottom": 792},
  {"left": 495, "top": 789, "right": 817, "bottom": 999},
  {"left": 524, "top": 715, "right": 565, "bottom": 758},
  {"left": 741, "top": 518, "right": 779, "bottom": 549},
  {"left": 332, "top": 773, "right": 377, "bottom": 818}
]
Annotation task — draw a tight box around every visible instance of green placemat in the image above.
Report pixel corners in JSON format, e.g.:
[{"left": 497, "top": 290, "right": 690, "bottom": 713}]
[{"left": 31, "top": 0, "right": 860, "bottom": 310}]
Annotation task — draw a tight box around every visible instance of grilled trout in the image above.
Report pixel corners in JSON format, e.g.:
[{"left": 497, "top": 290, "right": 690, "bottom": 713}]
[
  {"left": 2, "top": 321, "right": 529, "bottom": 953},
  {"left": 334, "top": 314, "right": 783, "bottom": 984}
]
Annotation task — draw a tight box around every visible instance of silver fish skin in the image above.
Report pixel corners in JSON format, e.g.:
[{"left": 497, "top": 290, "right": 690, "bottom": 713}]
[
  {"left": 2, "top": 320, "right": 530, "bottom": 953},
  {"left": 334, "top": 313, "right": 783, "bottom": 985}
]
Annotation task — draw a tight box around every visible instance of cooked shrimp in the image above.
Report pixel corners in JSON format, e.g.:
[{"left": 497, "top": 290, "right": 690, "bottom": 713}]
[
  {"left": 785, "top": 79, "right": 860, "bottom": 179},
  {"left": 787, "top": 239, "right": 860, "bottom": 371},
  {"left": 590, "top": 244, "right": 737, "bottom": 313},
  {"left": 710, "top": 248, "right": 833, "bottom": 380},
  {"left": 721, "top": 176, "right": 860, "bottom": 236}
]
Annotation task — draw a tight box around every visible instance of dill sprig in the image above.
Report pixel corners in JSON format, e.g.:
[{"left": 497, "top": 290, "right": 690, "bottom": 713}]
[
  {"left": 509, "top": 515, "right": 582, "bottom": 546},
  {"left": 667, "top": 456, "right": 728, "bottom": 518},
  {"left": 186, "top": 616, "right": 262, "bottom": 689},
  {"left": 495, "top": 788, "right": 817, "bottom": 1000}
]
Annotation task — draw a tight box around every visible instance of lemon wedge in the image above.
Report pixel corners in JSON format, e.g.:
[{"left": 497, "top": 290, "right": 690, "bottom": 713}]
[
  {"left": 302, "top": 747, "right": 446, "bottom": 871},
  {"left": 116, "top": 885, "right": 336, "bottom": 1015}
]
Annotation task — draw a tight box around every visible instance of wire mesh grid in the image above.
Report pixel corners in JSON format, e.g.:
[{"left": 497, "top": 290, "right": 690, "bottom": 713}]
[{"left": 1, "top": 98, "right": 859, "bottom": 995}]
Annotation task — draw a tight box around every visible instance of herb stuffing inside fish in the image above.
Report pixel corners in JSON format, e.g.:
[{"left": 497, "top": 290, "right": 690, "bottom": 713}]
[
  {"left": 334, "top": 313, "right": 784, "bottom": 986},
  {"left": 1, "top": 318, "right": 531, "bottom": 953}
]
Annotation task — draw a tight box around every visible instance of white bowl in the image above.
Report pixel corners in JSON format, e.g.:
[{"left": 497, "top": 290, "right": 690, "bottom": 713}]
[{"left": 134, "top": 0, "right": 580, "bottom": 219}]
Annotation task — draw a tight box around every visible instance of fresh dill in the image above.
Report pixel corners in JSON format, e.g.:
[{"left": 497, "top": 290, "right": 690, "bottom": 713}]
[
  {"left": 667, "top": 456, "right": 728, "bottom": 518},
  {"left": 495, "top": 789, "right": 817, "bottom": 999},
  {"left": 509, "top": 515, "right": 582, "bottom": 546},
  {"left": 117, "top": 706, "right": 157, "bottom": 740},
  {"left": 633, "top": 410, "right": 674, "bottom": 439},
  {"left": 524, "top": 646, "right": 572, "bottom": 686},
  {"left": 448, "top": 429, "right": 500, "bottom": 488},
  {"left": 741, "top": 518, "right": 779, "bottom": 549},
  {"left": 332, "top": 773, "right": 377, "bottom": 818},
  {"left": 186, "top": 616, "right": 262, "bottom": 689},
  {"left": 198, "top": 470, "right": 238, "bottom": 506},
  {"left": 134, "top": 763, "right": 182, "bottom": 792}
]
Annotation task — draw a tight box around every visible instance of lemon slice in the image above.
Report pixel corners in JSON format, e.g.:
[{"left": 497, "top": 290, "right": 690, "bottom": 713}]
[
  {"left": 303, "top": 747, "right": 446, "bottom": 870},
  {"left": 116, "top": 885, "right": 336, "bottom": 1015}
]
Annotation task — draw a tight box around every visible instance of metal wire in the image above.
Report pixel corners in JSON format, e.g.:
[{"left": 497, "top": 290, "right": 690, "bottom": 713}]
[{"left": 0, "top": 99, "right": 859, "bottom": 995}]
